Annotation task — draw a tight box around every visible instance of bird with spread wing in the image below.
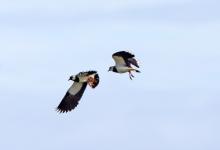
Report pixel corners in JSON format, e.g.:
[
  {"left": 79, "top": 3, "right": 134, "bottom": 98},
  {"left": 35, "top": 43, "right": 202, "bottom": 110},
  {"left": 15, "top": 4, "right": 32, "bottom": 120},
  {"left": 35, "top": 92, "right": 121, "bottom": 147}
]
[
  {"left": 108, "top": 51, "right": 140, "bottom": 79},
  {"left": 57, "top": 71, "right": 99, "bottom": 113}
]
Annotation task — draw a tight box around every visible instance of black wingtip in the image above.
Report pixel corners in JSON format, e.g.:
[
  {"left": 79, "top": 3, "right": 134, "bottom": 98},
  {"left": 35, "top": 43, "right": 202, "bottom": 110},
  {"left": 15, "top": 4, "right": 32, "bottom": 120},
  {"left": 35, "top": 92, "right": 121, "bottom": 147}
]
[
  {"left": 56, "top": 107, "right": 72, "bottom": 113},
  {"left": 56, "top": 102, "right": 78, "bottom": 113},
  {"left": 56, "top": 92, "right": 79, "bottom": 113},
  {"left": 56, "top": 107, "right": 69, "bottom": 113}
]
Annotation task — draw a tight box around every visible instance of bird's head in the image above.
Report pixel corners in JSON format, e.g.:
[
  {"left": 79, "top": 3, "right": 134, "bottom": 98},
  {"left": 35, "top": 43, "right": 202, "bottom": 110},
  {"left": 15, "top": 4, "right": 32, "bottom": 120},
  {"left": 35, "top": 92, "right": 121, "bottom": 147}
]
[
  {"left": 68, "top": 75, "right": 77, "bottom": 81},
  {"left": 108, "top": 66, "right": 114, "bottom": 72}
]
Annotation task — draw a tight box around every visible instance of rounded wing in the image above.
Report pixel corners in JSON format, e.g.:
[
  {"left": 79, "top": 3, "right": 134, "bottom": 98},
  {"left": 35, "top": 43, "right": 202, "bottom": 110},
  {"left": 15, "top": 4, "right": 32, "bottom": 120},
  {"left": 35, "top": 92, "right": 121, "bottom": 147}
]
[
  {"left": 77, "top": 71, "right": 98, "bottom": 82},
  {"left": 78, "top": 70, "right": 100, "bottom": 88},
  {"left": 128, "top": 58, "right": 139, "bottom": 68},
  {"left": 57, "top": 82, "right": 87, "bottom": 113},
  {"left": 113, "top": 51, "right": 134, "bottom": 59},
  {"left": 112, "top": 51, "right": 139, "bottom": 67},
  {"left": 112, "top": 55, "right": 126, "bottom": 66}
]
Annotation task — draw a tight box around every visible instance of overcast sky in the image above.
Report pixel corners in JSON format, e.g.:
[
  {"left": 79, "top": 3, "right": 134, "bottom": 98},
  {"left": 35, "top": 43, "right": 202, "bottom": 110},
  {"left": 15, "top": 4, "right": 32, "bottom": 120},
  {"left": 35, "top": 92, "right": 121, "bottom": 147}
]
[{"left": 0, "top": 0, "right": 220, "bottom": 150}]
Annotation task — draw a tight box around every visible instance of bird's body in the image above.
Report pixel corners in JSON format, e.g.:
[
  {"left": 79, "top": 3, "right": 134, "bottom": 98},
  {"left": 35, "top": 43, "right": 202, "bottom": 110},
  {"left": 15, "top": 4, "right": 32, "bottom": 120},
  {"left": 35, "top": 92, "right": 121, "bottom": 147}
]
[
  {"left": 57, "top": 70, "right": 99, "bottom": 113},
  {"left": 115, "top": 66, "right": 129, "bottom": 73},
  {"left": 111, "top": 66, "right": 135, "bottom": 73},
  {"left": 109, "top": 51, "right": 140, "bottom": 79}
]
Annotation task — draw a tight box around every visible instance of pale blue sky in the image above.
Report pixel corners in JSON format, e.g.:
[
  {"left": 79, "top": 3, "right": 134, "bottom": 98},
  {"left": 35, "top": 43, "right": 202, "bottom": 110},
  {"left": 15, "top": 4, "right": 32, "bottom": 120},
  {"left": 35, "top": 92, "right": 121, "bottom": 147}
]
[{"left": 0, "top": 0, "right": 220, "bottom": 150}]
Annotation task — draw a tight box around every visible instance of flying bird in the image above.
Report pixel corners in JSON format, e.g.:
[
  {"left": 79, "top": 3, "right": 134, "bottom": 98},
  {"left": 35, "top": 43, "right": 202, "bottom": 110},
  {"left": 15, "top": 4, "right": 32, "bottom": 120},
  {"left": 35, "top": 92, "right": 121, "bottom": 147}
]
[
  {"left": 57, "top": 71, "right": 99, "bottom": 113},
  {"left": 108, "top": 51, "right": 140, "bottom": 80}
]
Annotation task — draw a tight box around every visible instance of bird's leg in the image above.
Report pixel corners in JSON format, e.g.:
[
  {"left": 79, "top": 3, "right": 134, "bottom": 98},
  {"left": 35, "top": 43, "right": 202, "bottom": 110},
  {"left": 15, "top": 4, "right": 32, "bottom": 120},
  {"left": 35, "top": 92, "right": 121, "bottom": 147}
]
[
  {"left": 129, "top": 71, "right": 134, "bottom": 77},
  {"left": 129, "top": 71, "right": 133, "bottom": 80},
  {"left": 131, "top": 72, "right": 134, "bottom": 77},
  {"left": 129, "top": 74, "right": 132, "bottom": 80},
  {"left": 128, "top": 68, "right": 135, "bottom": 77}
]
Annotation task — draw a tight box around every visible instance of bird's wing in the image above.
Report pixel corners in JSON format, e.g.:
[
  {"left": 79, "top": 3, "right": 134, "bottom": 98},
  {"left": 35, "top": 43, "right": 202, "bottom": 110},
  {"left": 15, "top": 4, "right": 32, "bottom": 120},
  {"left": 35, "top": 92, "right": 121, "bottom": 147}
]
[
  {"left": 89, "top": 73, "right": 100, "bottom": 88},
  {"left": 113, "top": 51, "right": 135, "bottom": 59},
  {"left": 112, "top": 55, "right": 126, "bottom": 66},
  {"left": 78, "top": 71, "right": 97, "bottom": 77},
  {"left": 57, "top": 82, "right": 87, "bottom": 113},
  {"left": 77, "top": 71, "right": 98, "bottom": 82},
  {"left": 112, "top": 51, "right": 135, "bottom": 66},
  {"left": 128, "top": 58, "right": 139, "bottom": 68}
]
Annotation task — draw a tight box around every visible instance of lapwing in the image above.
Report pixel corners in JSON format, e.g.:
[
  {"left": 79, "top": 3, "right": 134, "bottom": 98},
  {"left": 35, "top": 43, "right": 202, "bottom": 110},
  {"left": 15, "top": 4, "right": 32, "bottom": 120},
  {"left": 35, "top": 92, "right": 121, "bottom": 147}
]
[
  {"left": 108, "top": 51, "right": 140, "bottom": 80},
  {"left": 57, "top": 71, "right": 99, "bottom": 113}
]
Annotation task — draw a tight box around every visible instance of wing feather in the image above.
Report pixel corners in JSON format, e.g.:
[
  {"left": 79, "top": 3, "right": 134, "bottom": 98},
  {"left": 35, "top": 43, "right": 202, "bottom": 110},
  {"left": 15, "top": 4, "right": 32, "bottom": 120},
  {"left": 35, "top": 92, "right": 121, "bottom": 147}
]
[
  {"left": 113, "top": 51, "right": 134, "bottom": 59},
  {"left": 128, "top": 58, "right": 139, "bottom": 68},
  {"left": 90, "top": 73, "right": 100, "bottom": 88},
  {"left": 112, "top": 51, "right": 139, "bottom": 67},
  {"left": 112, "top": 55, "right": 126, "bottom": 66},
  {"left": 77, "top": 71, "right": 98, "bottom": 82},
  {"left": 57, "top": 82, "right": 87, "bottom": 113}
]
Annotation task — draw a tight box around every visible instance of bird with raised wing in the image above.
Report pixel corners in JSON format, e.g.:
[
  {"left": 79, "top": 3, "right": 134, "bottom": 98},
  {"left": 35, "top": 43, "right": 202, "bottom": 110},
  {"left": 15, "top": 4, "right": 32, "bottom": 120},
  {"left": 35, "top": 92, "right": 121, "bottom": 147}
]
[
  {"left": 57, "top": 71, "right": 99, "bottom": 113},
  {"left": 108, "top": 51, "right": 140, "bottom": 79}
]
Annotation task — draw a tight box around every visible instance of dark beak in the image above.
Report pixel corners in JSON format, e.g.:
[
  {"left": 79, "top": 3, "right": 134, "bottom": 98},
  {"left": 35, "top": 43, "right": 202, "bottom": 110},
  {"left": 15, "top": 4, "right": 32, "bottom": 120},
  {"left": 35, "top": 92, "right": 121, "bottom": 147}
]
[{"left": 68, "top": 76, "right": 73, "bottom": 81}]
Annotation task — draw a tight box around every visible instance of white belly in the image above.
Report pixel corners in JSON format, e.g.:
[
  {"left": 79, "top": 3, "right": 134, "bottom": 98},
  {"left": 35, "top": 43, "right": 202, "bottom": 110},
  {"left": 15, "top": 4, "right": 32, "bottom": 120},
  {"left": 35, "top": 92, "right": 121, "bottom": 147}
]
[{"left": 116, "top": 66, "right": 130, "bottom": 73}]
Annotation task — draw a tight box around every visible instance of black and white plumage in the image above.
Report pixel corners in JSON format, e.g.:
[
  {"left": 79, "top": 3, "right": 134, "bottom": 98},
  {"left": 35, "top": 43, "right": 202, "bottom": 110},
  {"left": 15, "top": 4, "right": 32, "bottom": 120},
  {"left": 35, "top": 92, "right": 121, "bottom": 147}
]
[
  {"left": 108, "top": 51, "right": 140, "bottom": 79},
  {"left": 57, "top": 71, "right": 99, "bottom": 113}
]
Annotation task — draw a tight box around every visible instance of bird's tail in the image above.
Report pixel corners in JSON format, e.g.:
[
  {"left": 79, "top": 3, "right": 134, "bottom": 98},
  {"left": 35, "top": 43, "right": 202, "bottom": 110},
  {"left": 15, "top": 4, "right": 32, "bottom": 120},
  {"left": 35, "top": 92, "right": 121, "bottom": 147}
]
[{"left": 135, "top": 70, "right": 141, "bottom": 73}]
